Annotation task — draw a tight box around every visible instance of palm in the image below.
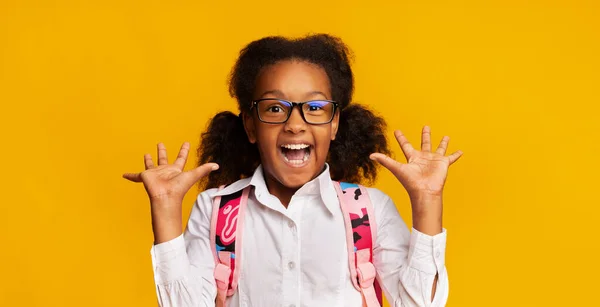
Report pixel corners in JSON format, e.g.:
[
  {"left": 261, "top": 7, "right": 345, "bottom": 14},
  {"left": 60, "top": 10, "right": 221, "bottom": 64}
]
[
  {"left": 370, "top": 126, "right": 462, "bottom": 197},
  {"left": 123, "top": 142, "right": 219, "bottom": 203},
  {"left": 140, "top": 165, "right": 186, "bottom": 200},
  {"left": 397, "top": 151, "right": 451, "bottom": 195}
]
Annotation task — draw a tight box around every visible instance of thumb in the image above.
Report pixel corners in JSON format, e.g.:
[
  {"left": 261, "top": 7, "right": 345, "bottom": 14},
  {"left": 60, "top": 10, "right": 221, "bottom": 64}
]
[
  {"left": 179, "top": 163, "right": 220, "bottom": 187},
  {"left": 122, "top": 172, "right": 142, "bottom": 182},
  {"left": 370, "top": 153, "right": 401, "bottom": 174}
]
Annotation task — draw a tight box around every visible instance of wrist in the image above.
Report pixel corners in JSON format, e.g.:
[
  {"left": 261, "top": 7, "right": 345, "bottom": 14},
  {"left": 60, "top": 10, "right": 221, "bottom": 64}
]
[
  {"left": 412, "top": 215, "right": 443, "bottom": 236},
  {"left": 410, "top": 193, "right": 443, "bottom": 236},
  {"left": 152, "top": 218, "right": 183, "bottom": 244},
  {"left": 150, "top": 202, "right": 183, "bottom": 244}
]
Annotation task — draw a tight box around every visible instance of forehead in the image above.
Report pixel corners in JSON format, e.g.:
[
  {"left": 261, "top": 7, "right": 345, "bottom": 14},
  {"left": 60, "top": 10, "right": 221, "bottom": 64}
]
[{"left": 254, "top": 60, "right": 332, "bottom": 100}]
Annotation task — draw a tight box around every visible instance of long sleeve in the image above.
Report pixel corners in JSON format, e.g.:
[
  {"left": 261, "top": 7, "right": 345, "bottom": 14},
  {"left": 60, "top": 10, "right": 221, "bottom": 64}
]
[
  {"left": 150, "top": 191, "right": 218, "bottom": 307},
  {"left": 371, "top": 190, "right": 449, "bottom": 307}
]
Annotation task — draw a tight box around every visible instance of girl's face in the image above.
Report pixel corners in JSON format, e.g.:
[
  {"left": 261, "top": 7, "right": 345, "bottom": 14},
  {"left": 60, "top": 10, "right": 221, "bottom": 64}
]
[{"left": 243, "top": 60, "right": 339, "bottom": 190}]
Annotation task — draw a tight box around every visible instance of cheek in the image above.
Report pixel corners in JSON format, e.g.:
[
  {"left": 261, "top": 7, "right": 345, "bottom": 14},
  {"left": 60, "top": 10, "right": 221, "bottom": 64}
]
[
  {"left": 314, "top": 127, "right": 334, "bottom": 158},
  {"left": 255, "top": 126, "right": 280, "bottom": 154}
]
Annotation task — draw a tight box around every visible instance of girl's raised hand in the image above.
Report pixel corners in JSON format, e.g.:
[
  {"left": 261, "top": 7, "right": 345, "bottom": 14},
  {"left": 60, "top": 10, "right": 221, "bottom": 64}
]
[
  {"left": 123, "top": 142, "right": 219, "bottom": 206},
  {"left": 123, "top": 142, "right": 219, "bottom": 243},
  {"left": 370, "top": 126, "right": 462, "bottom": 235},
  {"left": 370, "top": 126, "right": 462, "bottom": 199}
]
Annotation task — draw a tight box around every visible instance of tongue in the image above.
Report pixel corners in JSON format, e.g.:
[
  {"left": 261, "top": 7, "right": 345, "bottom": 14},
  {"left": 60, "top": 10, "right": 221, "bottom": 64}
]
[{"left": 284, "top": 148, "right": 306, "bottom": 160}]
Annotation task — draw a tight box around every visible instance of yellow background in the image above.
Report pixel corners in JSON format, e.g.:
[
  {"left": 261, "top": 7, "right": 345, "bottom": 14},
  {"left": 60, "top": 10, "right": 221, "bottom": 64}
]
[{"left": 1, "top": 0, "right": 598, "bottom": 306}]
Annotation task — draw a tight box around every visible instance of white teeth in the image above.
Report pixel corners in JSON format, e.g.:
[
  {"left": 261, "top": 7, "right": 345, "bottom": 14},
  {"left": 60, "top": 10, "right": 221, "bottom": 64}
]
[{"left": 281, "top": 144, "right": 310, "bottom": 150}]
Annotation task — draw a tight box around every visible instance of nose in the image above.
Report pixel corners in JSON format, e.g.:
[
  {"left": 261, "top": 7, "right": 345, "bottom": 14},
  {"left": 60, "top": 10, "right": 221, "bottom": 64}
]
[{"left": 284, "top": 106, "right": 307, "bottom": 134}]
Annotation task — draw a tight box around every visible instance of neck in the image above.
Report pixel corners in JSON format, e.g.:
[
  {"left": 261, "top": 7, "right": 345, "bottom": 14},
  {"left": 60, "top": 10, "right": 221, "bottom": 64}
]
[
  {"left": 263, "top": 175, "right": 297, "bottom": 208},
  {"left": 262, "top": 165, "right": 328, "bottom": 208}
]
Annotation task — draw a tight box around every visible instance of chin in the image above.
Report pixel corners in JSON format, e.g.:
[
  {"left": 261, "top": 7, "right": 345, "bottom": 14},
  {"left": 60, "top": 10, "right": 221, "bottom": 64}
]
[
  {"left": 276, "top": 171, "right": 314, "bottom": 189},
  {"left": 266, "top": 159, "right": 324, "bottom": 190}
]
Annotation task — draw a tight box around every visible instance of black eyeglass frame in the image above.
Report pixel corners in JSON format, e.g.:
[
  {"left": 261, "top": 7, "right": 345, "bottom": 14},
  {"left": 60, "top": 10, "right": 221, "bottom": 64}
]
[{"left": 250, "top": 98, "right": 340, "bottom": 124}]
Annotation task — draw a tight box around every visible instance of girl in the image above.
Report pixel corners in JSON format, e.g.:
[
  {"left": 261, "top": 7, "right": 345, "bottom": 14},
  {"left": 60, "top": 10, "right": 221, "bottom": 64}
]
[{"left": 123, "top": 34, "right": 462, "bottom": 307}]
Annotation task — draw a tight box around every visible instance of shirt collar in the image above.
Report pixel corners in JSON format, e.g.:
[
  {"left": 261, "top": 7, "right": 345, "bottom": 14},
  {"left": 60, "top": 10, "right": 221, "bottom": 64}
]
[
  {"left": 213, "top": 176, "right": 252, "bottom": 197},
  {"left": 213, "top": 164, "right": 339, "bottom": 215},
  {"left": 295, "top": 163, "right": 339, "bottom": 215}
]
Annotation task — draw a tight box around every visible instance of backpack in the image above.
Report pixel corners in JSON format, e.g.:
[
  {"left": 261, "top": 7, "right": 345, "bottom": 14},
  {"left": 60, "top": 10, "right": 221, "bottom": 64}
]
[{"left": 209, "top": 181, "right": 382, "bottom": 307}]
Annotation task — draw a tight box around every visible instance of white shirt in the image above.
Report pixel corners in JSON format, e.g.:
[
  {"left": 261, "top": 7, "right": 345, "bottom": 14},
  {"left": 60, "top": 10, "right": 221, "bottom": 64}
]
[{"left": 150, "top": 164, "right": 448, "bottom": 307}]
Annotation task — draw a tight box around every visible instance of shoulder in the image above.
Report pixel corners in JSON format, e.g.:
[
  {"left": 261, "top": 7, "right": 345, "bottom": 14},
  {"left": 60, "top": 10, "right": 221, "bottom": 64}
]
[
  {"left": 187, "top": 187, "right": 219, "bottom": 225},
  {"left": 191, "top": 177, "right": 253, "bottom": 218},
  {"left": 361, "top": 185, "right": 407, "bottom": 231},
  {"left": 194, "top": 187, "right": 219, "bottom": 211},
  {"left": 362, "top": 186, "right": 393, "bottom": 209}
]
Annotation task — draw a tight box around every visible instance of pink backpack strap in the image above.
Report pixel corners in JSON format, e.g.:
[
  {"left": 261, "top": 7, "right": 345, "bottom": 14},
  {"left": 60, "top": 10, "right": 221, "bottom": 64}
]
[
  {"left": 210, "top": 186, "right": 250, "bottom": 307},
  {"left": 334, "top": 181, "right": 382, "bottom": 307}
]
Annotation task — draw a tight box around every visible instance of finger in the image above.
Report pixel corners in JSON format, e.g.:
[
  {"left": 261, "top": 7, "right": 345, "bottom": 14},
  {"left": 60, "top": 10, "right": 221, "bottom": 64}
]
[
  {"left": 178, "top": 163, "right": 220, "bottom": 189},
  {"left": 144, "top": 153, "right": 154, "bottom": 170},
  {"left": 157, "top": 142, "right": 168, "bottom": 165},
  {"left": 369, "top": 153, "right": 402, "bottom": 174},
  {"left": 122, "top": 172, "right": 143, "bottom": 182},
  {"left": 421, "top": 125, "right": 432, "bottom": 152},
  {"left": 189, "top": 163, "right": 219, "bottom": 179},
  {"left": 173, "top": 142, "right": 190, "bottom": 169},
  {"left": 448, "top": 150, "right": 463, "bottom": 165},
  {"left": 435, "top": 136, "right": 450, "bottom": 155},
  {"left": 393, "top": 130, "right": 416, "bottom": 161}
]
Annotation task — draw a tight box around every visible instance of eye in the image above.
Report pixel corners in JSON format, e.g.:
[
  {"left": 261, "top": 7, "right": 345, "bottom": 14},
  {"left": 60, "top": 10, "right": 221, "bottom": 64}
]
[
  {"left": 305, "top": 100, "right": 329, "bottom": 112},
  {"left": 308, "top": 105, "right": 322, "bottom": 111},
  {"left": 267, "top": 105, "right": 283, "bottom": 113}
]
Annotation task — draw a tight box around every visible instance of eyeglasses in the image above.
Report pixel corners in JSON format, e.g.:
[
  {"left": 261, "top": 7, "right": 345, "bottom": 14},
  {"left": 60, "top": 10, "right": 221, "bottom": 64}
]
[{"left": 250, "top": 98, "right": 339, "bottom": 124}]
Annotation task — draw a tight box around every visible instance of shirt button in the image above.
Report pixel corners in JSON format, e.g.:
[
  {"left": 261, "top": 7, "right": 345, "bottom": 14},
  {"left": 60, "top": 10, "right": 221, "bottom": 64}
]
[
  {"left": 436, "top": 250, "right": 441, "bottom": 258},
  {"left": 288, "top": 220, "right": 294, "bottom": 228},
  {"left": 288, "top": 261, "right": 295, "bottom": 270},
  {"left": 289, "top": 305, "right": 296, "bottom": 307}
]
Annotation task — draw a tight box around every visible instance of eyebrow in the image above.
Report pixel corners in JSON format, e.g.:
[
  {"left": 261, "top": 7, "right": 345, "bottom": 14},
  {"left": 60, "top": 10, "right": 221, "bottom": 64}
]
[{"left": 258, "top": 90, "right": 330, "bottom": 100}]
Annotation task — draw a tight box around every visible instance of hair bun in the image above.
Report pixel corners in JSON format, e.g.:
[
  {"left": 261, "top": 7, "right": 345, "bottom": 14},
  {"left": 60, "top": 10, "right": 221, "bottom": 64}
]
[
  {"left": 329, "top": 103, "right": 390, "bottom": 184},
  {"left": 197, "top": 111, "right": 260, "bottom": 189}
]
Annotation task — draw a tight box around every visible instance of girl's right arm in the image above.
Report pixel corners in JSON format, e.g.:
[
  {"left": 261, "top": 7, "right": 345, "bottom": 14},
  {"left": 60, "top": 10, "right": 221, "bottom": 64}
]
[{"left": 123, "top": 142, "right": 220, "bottom": 307}]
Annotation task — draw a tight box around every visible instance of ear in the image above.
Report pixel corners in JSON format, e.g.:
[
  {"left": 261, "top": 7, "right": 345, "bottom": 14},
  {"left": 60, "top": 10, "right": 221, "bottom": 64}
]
[
  {"left": 242, "top": 112, "right": 257, "bottom": 144},
  {"left": 331, "top": 109, "right": 340, "bottom": 141}
]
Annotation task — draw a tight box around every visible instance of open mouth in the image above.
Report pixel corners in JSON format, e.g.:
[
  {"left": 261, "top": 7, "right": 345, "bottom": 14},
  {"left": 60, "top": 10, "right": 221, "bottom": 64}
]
[{"left": 279, "top": 143, "right": 312, "bottom": 167}]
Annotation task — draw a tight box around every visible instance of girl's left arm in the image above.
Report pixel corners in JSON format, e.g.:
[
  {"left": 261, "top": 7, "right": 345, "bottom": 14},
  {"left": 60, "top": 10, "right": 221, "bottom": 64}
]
[{"left": 370, "top": 125, "right": 463, "bottom": 306}]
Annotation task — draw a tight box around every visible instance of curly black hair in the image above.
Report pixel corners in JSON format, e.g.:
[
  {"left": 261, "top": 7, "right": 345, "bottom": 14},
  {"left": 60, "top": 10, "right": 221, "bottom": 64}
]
[{"left": 197, "top": 34, "right": 390, "bottom": 189}]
